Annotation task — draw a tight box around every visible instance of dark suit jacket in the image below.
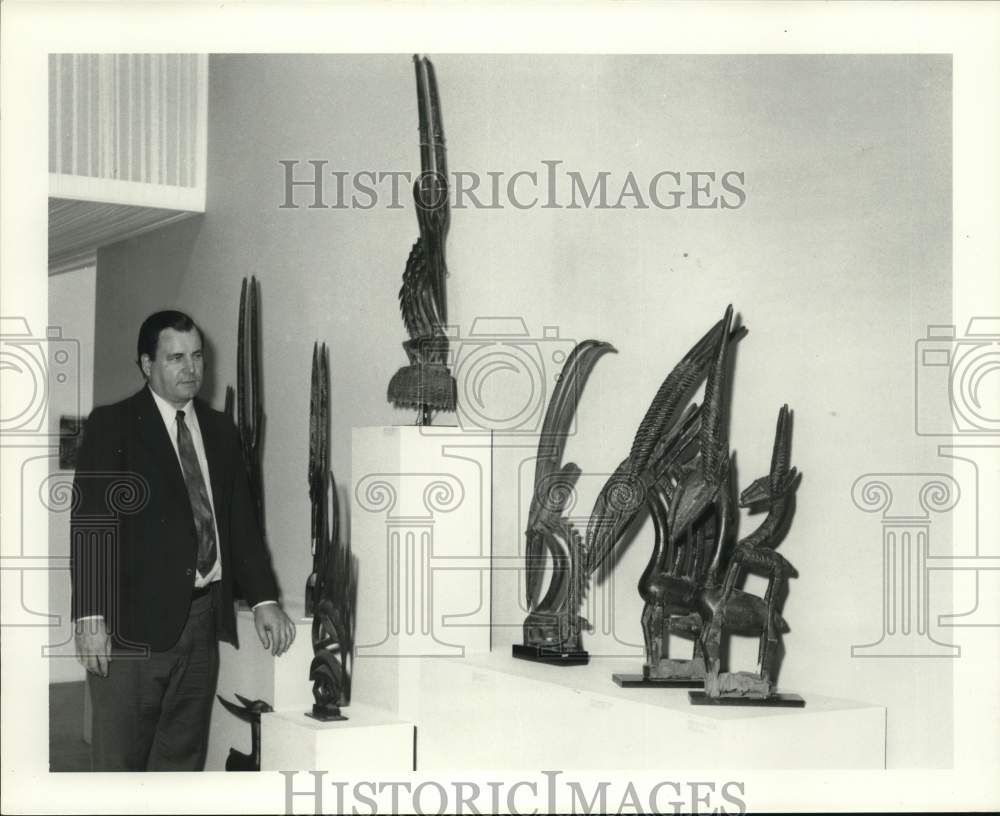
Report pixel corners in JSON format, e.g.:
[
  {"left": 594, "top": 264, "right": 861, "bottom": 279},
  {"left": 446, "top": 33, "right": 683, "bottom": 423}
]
[{"left": 70, "top": 386, "right": 278, "bottom": 652}]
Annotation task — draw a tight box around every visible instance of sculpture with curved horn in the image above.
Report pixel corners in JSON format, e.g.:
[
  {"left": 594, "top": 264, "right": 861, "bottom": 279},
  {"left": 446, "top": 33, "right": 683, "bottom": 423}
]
[
  {"left": 584, "top": 306, "right": 802, "bottom": 704},
  {"left": 690, "top": 403, "right": 801, "bottom": 704},
  {"left": 513, "top": 340, "right": 616, "bottom": 664}
]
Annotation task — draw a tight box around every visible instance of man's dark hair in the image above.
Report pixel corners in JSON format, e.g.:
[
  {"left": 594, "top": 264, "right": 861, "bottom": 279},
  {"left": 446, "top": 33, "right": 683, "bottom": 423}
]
[{"left": 136, "top": 310, "right": 201, "bottom": 372}]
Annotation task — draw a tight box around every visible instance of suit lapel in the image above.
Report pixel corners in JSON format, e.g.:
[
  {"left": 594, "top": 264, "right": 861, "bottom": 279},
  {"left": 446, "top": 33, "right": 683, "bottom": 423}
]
[{"left": 134, "top": 387, "right": 189, "bottom": 503}]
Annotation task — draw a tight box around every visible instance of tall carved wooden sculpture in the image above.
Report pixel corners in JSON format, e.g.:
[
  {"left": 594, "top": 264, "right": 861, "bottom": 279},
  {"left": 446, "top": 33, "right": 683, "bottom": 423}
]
[
  {"left": 305, "top": 343, "right": 356, "bottom": 721},
  {"left": 513, "top": 341, "right": 616, "bottom": 664},
  {"left": 387, "top": 55, "right": 457, "bottom": 425},
  {"left": 587, "top": 309, "right": 745, "bottom": 686},
  {"left": 225, "top": 276, "right": 266, "bottom": 601},
  {"left": 587, "top": 306, "right": 802, "bottom": 705},
  {"left": 218, "top": 278, "right": 271, "bottom": 763},
  {"left": 690, "top": 402, "right": 800, "bottom": 705}
]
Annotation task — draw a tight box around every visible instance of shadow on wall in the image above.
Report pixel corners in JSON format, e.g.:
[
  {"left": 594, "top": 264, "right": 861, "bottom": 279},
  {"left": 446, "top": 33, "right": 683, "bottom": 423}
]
[{"left": 94, "top": 215, "right": 206, "bottom": 408}]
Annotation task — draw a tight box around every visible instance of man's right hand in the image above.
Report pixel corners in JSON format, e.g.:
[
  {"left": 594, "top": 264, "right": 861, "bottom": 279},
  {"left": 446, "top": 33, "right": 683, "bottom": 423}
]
[{"left": 75, "top": 617, "right": 111, "bottom": 677}]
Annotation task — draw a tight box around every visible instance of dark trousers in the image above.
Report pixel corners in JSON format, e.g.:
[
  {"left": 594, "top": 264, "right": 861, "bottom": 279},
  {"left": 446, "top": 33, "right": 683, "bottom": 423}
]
[{"left": 88, "top": 591, "right": 219, "bottom": 771}]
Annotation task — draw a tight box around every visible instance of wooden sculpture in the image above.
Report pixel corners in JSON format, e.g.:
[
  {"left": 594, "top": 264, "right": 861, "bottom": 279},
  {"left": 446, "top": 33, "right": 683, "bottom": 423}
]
[
  {"left": 305, "top": 343, "right": 356, "bottom": 721},
  {"left": 513, "top": 340, "right": 616, "bottom": 664},
  {"left": 689, "top": 403, "right": 800, "bottom": 705},
  {"left": 216, "top": 693, "right": 273, "bottom": 771},
  {"left": 387, "top": 55, "right": 456, "bottom": 425},
  {"left": 588, "top": 307, "right": 802, "bottom": 704},
  {"left": 224, "top": 276, "right": 264, "bottom": 600}
]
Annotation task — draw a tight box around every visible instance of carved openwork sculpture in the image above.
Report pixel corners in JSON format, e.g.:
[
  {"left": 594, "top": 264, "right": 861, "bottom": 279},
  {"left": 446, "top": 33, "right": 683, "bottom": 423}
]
[
  {"left": 216, "top": 278, "right": 276, "bottom": 766},
  {"left": 586, "top": 306, "right": 802, "bottom": 705},
  {"left": 513, "top": 341, "right": 616, "bottom": 664},
  {"left": 225, "top": 276, "right": 266, "bottom": 600},
  {"left": 216, "top": 693, "right": 273, "bottom": 771},
  {"left": 387, "top": 55, "right": 456, "bottom": 425},
  {"left": 691, "top": 402, "right": 800, "bottom": 703},
  {"left": 305, "top": 342, "right": 357, "bottom": 721}
]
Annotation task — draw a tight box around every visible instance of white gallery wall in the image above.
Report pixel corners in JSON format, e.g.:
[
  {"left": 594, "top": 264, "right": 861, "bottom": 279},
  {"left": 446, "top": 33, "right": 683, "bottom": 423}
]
[
  {"left": 47, "top": 264, "right": 95, "bottom": 684},
  {"left": 90, "top": 54, "right": 954, "bottom": 767}
]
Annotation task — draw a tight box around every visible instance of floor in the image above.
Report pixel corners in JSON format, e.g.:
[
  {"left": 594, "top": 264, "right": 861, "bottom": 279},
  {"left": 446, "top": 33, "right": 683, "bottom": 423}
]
[{"left": 49, "top": 681, "right": 91, "bottom": 772}]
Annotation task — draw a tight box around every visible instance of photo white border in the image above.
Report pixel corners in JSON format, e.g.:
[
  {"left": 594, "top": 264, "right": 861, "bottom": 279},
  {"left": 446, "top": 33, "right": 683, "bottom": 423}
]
[{"left": 2, "top": 1, "right": 998, "bottom": 812}]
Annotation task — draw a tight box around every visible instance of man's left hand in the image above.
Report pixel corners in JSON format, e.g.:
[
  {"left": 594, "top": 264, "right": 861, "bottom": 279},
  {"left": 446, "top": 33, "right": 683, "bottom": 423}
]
[{"left": 253, "top": 604, "right": 296, "bottom": 656}]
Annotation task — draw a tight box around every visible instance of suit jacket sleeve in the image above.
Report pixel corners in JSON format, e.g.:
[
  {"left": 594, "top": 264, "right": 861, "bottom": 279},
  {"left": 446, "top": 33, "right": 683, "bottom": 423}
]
[
  {"left": 69, "top": 406, "right": 123, "bottom": 622},
  {"left": 223, "top": 419, "right": 279, "bottom": 607}
]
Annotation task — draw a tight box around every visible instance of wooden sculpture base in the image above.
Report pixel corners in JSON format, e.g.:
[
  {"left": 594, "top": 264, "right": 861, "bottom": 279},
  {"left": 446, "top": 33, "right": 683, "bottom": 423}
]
[
  {"left": 305, "top": 704, "right": 349, "bottom": 722},
  {"left": 512, "top": 644, "right": 589, "bottom": 666},
  {"left": 612, "top": 673, "right": 703, "bottom": 688},
  {"left": 688, "top": 690, "right": 806, "bottom": 707}
]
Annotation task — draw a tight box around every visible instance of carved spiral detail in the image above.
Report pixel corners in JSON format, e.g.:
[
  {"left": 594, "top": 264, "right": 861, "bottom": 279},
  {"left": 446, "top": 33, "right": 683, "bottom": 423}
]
[
  {"left": 40, "top": 475, "right": 80, "bottom": 513},
  {"left": 537, "top": 474, "right": 577, "bottom": 515},
  {"left": 606, "top": 476, "right": 645, "bottom": 514},
  {"left": 919, "top": 477, "right": 959, "bottom": 514},
  {"left": 106, "top": 475, "right": 150, "bottom": 514},
  {"left": 851, "top": 477, "right": 892, "bottom": 514},
  {"left": 422, "top": 477, "right": 464, "bottom": 514},
  {"left": 356, "top": 478, "right": 398, "bottom": 514}
]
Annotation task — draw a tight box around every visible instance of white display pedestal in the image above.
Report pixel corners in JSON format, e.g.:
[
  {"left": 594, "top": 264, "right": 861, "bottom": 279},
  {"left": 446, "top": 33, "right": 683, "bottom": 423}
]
[
  {"left": 206, "top": 600, "right": 314, "bottom": 771},
  {"left": 206, "top": 600, "right": 415, "bottom": 772},
  {"left": 400, "top": 653, "right": 886, "bottom": 770},
  {"left": 350, "top": 426, "right": 493, "bottom": 715},
  {"left": 211, "top": 421, "right": 883, "bottom": 772},
  {"left": 260, "top": 703, "right": 414, "bottom": 771}
]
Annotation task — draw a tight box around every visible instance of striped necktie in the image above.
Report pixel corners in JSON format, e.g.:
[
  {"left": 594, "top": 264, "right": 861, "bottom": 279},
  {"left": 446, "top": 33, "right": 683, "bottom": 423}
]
[{"left": 176, "top": 410, "right": 218, "bottom": 578}]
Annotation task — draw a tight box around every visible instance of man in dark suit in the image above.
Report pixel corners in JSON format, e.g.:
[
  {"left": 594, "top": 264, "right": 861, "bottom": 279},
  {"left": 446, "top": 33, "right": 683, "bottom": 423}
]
[{"left": 71, "top": 309, "right": 295, "bottom": 771}]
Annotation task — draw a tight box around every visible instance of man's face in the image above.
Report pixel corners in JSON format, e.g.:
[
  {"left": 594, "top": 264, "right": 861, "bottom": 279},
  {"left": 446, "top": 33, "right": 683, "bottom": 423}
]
[{"left": 141, "top": 328, "right": 204, "bottom": 408}]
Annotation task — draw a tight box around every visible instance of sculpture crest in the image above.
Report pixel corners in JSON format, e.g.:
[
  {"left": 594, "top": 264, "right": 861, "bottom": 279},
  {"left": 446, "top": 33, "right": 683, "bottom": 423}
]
[
  {"left": 305, "top": 342, "right": 357, "bottom": 721},
  {"left": 387, "top": 55, "right": 457, "bottom": 425},
  {"left": 513, "top": 340, "right": 616, "bottom": 664}
]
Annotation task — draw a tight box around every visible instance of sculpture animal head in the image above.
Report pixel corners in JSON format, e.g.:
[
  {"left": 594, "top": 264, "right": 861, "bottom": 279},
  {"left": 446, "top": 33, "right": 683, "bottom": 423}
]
[{"left": 738, "top": 404, "right": 799, "bottom": 510}]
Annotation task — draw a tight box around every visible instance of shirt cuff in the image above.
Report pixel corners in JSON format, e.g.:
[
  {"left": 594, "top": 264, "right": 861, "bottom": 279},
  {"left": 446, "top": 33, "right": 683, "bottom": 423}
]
[{"left": 251, "top": 600, "right": 278, "bottom": 611}]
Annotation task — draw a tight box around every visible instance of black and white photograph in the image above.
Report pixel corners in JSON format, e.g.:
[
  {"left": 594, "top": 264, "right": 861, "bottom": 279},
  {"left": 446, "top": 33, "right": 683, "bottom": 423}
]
[{"left": 2, "top": 2, "right": 999, "bottom": 814}]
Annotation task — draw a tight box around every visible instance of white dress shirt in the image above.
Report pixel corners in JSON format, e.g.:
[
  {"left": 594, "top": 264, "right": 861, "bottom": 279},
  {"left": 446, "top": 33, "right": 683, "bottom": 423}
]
[{"left": 148, "top": 387, "right": 222, "bottom": 587}]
